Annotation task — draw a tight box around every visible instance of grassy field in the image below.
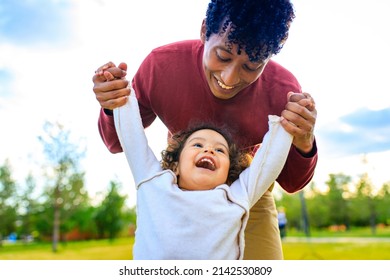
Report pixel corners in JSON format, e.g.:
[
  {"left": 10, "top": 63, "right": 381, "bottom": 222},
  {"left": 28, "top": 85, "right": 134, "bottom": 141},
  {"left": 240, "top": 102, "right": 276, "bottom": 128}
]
[
  {"left": 1, "top": 228, "right": 390, "bottom": 260},
  {"left": 286, "top": 226, "right": 390, "bottom": 238},
  {"left": 282, "top": 239, "right": 390, "bottom": 260},
  {"left": 0, "top": 238, "right": 134, "bottom": 260}
]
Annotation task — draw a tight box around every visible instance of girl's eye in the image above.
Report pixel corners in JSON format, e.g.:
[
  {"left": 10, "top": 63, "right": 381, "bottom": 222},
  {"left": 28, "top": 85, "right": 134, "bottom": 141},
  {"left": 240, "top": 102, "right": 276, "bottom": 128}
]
[
  {"left": 194, "top": 143, "right": 203, "bottom": 148},
  {"left": 215, "top": 148, "right": 226, "bottom": 154}
]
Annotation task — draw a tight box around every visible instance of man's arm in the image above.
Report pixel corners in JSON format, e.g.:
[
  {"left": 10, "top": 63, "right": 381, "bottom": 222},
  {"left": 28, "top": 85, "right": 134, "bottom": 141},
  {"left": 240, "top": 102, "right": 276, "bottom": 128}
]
[
  {"left": 98, "top": 109, "right": 123, "bottom": 153},
  {"left": 277, "top": 141, "right": 318, "bottom": 193},
  {"left": 278, "top": 92, "right": 318, "bottom": 192}
]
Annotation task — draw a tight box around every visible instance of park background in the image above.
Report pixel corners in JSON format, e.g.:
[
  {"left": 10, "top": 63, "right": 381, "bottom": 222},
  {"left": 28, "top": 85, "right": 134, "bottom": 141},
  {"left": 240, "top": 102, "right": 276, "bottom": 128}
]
[{"left": 0, "top": 0, "right": 389, "bottom": 260}]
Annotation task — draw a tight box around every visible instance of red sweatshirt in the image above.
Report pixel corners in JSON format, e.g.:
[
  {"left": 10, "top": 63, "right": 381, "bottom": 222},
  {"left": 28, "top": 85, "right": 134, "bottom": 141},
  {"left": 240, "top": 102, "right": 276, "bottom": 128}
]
[{"left": 98, "top": 40, "right": 317, "bottom": 193}]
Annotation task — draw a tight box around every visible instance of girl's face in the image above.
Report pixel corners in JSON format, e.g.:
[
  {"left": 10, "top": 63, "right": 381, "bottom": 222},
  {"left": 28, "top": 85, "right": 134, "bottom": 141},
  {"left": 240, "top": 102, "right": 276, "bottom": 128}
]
[
  {"left": 176, "top": 129, "right": 230, "bottom": 191},
  {"left": 201, "top": 21, "right": 270, "bottom": 100}
]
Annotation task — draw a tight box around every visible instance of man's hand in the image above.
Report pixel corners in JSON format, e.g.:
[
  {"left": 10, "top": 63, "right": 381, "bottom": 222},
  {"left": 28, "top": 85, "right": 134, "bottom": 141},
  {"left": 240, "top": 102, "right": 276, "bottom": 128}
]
[
  {"left": 92, "top": 62, "right": 130, "bottom": 110},
  {"left": 280, "top": 92, "right": 317, "bottom": 154}
]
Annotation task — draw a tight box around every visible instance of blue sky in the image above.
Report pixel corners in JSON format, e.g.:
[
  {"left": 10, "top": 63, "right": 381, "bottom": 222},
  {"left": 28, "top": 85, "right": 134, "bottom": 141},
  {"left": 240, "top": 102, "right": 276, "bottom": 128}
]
[
  {"left": 320, "top": 107, "right": 390, "bottom": 156},
  {"left": 1, "top": 0, "right": 389, "bottom": 204},
  {"left": 0, "top": 69, "right": 12, "bottom": 98},
  {"left": 0, "top": 0, "right": 72, "bottom": 44}
]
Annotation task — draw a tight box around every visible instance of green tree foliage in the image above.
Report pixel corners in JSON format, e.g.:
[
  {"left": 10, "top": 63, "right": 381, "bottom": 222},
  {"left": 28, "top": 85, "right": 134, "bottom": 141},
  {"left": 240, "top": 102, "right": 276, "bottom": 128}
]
[
  {"left": 277, "top": 173, "right": 390, "bottom": 233},
  {"left": 276, "top": 191, "right": 300, "bottom": 229},
  {"left": 38, "top": 121, "right": 86, "bottom": 251},
  {"left": 305, "top": 184, "right": 330, "bottom": 228},
  {"left": 376, "top": 182, "right": 390, "bottom": 225},
  {"left": 0, "top": 160, "right": 18, "bottom": 245},
  {"left": 350, "top": 173, "right": 377, "bottom": 233},
  {"left": 325, "top": 174, "right": 351, "bottom": 229},
  {"left": 94, "top": 181, "right": 127, "bottom": 240},
  {"left": 17, "top": 173, "right": 39, "bottom": 241}
]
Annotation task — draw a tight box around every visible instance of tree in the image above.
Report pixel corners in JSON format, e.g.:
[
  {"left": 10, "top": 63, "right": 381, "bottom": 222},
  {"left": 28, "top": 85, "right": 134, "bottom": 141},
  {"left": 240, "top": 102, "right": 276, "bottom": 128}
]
[
  {"left": 17, "top": 173, "right": 39, "bottom": 242},
  {"left": 376, "top": 182, "right": 390, "bottom": 225},
  {"left": 58, "top": 172, "right": 91, "bottom": 241},
  {"left": 94, "top": 181, "right": 127, "bottom": 240},
  {"left": 0, "top": 160, "right": 18, "bottom": 246},
  {"left": 325, "top": 173, "right": 351, "bottom": 229},
  {"left": 275, "top": 190, "right": 301, "bottom": 230},
  {"left": 299, "top": 190, "right": 310, "bottom": 237},
  {"left": 304, "top": 183, "right": 330, "bottom": 228},
  {"left": 352, "top": 173, "right": 377, "bottom": 234},
  {"left": 38, "top": 121, "right": 86, "bottom": 252}
]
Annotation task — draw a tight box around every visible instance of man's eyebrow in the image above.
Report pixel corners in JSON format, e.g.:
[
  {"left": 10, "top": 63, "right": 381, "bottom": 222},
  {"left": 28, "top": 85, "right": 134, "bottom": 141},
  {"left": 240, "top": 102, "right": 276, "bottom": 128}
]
[
  {"left": 218, "top": 46, "right": 264, "bottom": 68},
  {"left": 217, "top": 46, "right": 233, "bottom": 54}
]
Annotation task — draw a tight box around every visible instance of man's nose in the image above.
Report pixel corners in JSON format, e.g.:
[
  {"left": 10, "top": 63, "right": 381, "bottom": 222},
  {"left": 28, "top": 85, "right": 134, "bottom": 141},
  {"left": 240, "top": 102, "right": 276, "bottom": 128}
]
[{"left": 221, "top": 65, "right": 240, "bottom": 86}]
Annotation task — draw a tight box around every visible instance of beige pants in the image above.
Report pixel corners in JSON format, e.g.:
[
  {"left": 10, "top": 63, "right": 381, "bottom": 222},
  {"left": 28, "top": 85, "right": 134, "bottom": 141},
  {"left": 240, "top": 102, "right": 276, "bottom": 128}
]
[{"left": 243, "top": 186, "right": 283, "bottom": 260}]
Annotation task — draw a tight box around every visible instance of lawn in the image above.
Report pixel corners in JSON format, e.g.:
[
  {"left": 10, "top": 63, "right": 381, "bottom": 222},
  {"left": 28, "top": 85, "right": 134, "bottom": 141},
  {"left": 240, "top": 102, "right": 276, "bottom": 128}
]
[
  {"left": 0, "top": 238, "right": 133, "bottom": 260},
  {"left": 1, "top": 228, "right": 390, "bottom": 260},
  {"left": 282, "top": 239, "right": 390, "bottom": 260}
]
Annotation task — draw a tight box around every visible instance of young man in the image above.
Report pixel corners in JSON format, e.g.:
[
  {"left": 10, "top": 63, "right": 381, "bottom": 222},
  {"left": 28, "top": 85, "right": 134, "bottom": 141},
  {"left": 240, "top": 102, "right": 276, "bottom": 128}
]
[{"left": 92, "top": 0, "right": 318, "bottom": 259}]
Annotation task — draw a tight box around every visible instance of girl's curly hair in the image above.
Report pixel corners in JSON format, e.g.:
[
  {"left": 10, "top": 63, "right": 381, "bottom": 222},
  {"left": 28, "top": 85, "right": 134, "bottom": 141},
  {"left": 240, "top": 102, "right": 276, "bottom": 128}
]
[
  {"left": 161, "top": 123, "right": 252, "bottom": 186},
  {"left": 205, "top": 0, "right": 295, "bottom": 62}
]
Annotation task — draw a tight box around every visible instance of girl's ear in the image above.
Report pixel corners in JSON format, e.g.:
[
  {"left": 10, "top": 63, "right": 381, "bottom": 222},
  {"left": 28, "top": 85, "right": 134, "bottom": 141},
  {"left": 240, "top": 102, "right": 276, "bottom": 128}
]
[
  {"left": 200, "top": 19, "right": 206, "bottom": 43},
  {"left": 172, "top": 162, "right": 179, "bottom": 176}
]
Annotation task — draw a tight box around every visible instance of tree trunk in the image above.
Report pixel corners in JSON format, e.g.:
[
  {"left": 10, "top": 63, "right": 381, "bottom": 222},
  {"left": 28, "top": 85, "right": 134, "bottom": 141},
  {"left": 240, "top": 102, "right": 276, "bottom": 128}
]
[
  {"left": 299, "top": 191, "right": 310, "bottom": 237},
  {"left": 52, "top": 186, "right": 60, "bottom": 253}
]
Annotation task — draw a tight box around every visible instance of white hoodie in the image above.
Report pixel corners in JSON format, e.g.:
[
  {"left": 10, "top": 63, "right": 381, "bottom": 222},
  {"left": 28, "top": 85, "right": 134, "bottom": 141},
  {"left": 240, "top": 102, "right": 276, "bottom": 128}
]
[{"left": 114, "top": 88, "right": 292, "bottom": 260}]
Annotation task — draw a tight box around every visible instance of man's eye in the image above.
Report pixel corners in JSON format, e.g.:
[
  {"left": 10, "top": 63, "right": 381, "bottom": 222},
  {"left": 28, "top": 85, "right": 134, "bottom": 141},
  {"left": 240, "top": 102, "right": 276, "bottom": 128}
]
[
  {"left": 216, "top": 52, "right": 230, "bottom": 62},
  {"left": 244, "top": 64, "right": 259, "bottom": 72}
]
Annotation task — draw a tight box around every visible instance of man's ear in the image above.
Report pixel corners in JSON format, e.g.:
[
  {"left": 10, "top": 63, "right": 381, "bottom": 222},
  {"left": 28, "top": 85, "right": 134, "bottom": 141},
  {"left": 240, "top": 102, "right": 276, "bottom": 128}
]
[{"left": 200, "top": 19, "right": 206, "bottom": 43}]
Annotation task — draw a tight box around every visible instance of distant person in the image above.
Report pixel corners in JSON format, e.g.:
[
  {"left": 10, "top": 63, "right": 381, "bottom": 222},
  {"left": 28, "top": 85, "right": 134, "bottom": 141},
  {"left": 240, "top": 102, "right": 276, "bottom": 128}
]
[
  {"left": 114, "top": 89, "right": 293, "bottom": 259},
  {"left": 278, "top": 207, "right": 288, "bottom": 238},
  {"left": 92, "top": 0, "right": 318, "bottom": 259}
]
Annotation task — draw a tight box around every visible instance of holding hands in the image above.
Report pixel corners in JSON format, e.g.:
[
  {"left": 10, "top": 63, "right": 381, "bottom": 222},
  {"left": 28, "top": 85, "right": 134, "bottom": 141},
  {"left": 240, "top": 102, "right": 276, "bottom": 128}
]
[
  {"left": 92, "top": 62, "right": 130, "bottom": 110},
  {"left": 281, "top": 92, "right": 317, "bottom": 155}
]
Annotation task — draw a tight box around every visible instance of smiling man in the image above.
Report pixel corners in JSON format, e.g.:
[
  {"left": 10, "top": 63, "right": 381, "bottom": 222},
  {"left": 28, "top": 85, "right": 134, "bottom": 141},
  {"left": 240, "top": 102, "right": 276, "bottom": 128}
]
[{"left": 92, "top": 0, "right": 318, "bottom": 259}]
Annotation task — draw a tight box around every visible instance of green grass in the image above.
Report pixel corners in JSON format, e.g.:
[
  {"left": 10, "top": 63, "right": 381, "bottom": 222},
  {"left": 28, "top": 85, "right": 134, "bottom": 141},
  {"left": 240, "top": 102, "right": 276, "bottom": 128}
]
[
  {"left": 282, "top": 241, "right": 390, "bottom": 260},
  {"left": 286, "top": 226, "right": 390, "bottom": 238},
  {"left": 281, "top": 226, "right": 390, "bottom": 260},
  {"left": 0, "top": 238, "right": 133, "bottom": 260},
  {"left": 1, "top": 227, "right": 390, "bottom": 260}
]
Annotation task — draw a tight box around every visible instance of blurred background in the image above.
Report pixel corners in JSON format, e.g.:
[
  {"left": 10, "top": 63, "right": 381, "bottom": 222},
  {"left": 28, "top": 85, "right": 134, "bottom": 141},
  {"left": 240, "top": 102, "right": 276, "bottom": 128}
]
[{"left": 0, "top": 0, "right": 389, "bottom": 259}]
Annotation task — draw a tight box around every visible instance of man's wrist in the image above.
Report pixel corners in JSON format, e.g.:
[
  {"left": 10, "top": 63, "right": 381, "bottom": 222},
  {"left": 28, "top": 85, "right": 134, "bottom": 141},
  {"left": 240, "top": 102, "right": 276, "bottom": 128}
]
[
  {"left": 296, "top": 140, "right": 317, "bottom": 158},
  {"left": 103, "top": 108, "right": 113, "bottom": 116}
]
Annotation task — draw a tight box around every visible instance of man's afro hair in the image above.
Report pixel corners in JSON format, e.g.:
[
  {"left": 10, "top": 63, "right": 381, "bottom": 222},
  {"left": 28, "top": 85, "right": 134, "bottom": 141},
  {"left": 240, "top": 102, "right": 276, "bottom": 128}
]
[{"left": 205, "top": 0, "right": 295, "bottom": 62}]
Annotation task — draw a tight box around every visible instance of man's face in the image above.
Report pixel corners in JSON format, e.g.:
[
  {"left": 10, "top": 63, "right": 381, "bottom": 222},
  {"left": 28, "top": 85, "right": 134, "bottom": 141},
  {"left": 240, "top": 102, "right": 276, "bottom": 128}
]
[{"left": 201, "top": 22, "right": 270, "bottom": 100}]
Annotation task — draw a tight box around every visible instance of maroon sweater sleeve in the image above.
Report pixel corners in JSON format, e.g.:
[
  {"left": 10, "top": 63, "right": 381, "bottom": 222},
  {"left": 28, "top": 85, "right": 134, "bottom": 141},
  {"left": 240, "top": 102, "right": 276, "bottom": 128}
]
[
  {"left": 98, "top": 109, "right": 123, "bottom": 154},
  {"left": 277, "top": 141, "right": 318, "bottom": 193}
]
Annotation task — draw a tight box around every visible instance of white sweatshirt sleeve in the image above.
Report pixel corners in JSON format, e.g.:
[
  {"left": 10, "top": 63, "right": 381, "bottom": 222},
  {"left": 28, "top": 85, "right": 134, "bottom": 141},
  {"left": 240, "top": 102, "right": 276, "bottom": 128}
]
[
  {"left": 232, "top": 115, "right": 293, "bottom": 208},
  {"left": 113, "top": 88, "right": 162, "bottom": 186}
]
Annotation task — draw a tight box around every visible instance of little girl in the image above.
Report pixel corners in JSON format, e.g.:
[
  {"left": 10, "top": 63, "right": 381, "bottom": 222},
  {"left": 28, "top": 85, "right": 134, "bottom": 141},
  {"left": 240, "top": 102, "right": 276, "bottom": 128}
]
[{"left": 114, "top": 88, "right": 293, "bottom": 260}]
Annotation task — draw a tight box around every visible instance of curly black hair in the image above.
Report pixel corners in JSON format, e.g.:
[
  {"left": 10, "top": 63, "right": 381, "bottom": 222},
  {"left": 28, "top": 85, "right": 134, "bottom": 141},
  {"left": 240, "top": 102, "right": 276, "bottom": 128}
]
[
  {"left": 161, "top": 123, "right": 252, "bottom": 186},
  {"left": 205, "top": 0, "right": 295, "bottom": 62}
]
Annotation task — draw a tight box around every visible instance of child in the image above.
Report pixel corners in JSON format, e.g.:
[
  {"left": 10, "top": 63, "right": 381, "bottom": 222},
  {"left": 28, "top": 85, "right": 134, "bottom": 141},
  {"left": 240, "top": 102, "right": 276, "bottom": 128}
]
[{"left": 114, "top": 88, "right": 293, "bottom": 260}]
